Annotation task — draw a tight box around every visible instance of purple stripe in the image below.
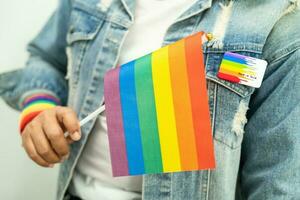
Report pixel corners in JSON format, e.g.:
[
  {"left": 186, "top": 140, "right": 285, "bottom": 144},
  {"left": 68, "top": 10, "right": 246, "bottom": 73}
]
[
  {"left": 23, "top": 95, "right": 60, "bottom": 106},
  {"left": 225, "top": 52, "right": 250, "bottom": 60},
  {"left": 104, "top": 68, "right": 129, "bottom": 176}
]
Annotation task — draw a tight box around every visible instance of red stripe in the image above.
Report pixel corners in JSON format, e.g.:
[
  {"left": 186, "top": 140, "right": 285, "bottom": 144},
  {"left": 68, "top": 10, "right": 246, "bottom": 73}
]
[
  {"left": 217, "top": 72, "right": 241, "bottom": 83},
  {"left": 19, "top": 111, "right": 43, "bottom": 133},
  {"left": 185, "top": 32, "right": 216, "bottom": 169}
]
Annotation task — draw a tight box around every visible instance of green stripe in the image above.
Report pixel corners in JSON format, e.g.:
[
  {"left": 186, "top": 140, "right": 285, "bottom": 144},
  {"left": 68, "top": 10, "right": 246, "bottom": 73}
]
[
  {"left": 221, "top": 59, "right": 253, "bottom": 70},
  {"left": 24, "top": 100, "right": 57, "bottom": 109},
  {"left": 135, "top": 54, "right": 163, "bottom": 173}
]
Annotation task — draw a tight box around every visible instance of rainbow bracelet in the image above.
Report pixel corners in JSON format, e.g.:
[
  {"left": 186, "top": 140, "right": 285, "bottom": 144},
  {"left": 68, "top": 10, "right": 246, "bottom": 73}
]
[{"left": 19, "top": 94, "right": 60, "bottom": 133}]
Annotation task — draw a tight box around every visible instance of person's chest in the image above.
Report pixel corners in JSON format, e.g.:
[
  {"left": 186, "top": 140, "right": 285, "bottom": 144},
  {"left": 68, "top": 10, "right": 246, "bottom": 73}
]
[
  {"left": 65, "top": 0, "right": 291, "bottom": 150},
  {"left": 117, "top": 0, "right": 197, "bottom": 64}
]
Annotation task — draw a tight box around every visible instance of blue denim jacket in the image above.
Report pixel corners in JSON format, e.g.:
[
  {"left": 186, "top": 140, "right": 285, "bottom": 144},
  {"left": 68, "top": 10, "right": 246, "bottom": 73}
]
[{"left": 1, "top": 0, "right": 300, "bottom": 199}]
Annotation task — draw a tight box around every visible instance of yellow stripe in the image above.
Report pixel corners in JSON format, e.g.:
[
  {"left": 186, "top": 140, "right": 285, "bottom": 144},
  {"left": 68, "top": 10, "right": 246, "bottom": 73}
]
[
  {"left": 152, "top": 46, "right": 181, "bottom": 172},
  {"left": 21, "top": 103, "right": 56, "bottom": 118},
  {"left": 220, "top": 62, "right": 256, "bottom": 76}
]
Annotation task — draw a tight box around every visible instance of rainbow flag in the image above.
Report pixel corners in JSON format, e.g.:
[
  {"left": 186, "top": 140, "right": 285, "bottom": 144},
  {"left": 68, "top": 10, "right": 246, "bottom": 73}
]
[{"left": 104, "top": 32, "right": 215, "bottom": 177}]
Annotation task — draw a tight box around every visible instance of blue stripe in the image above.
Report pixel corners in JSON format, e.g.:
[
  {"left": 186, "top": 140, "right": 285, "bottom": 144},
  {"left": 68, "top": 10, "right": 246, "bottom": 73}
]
[
  {"left": 119, "top": 61, "right": 145, "bottom": 175},
  {"left": 223, "top": 54, "right": 247, "bottom": 65}
]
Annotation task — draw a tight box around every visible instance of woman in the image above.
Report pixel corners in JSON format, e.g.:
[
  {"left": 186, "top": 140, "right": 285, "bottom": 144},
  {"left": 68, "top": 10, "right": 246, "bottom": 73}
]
[{"left": 0, "top": 0, "right": 300, "bottom": 199}]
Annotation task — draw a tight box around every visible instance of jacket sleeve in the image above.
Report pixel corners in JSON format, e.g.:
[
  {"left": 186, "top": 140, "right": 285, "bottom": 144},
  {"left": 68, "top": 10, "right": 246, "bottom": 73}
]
[
  {"left": 240, "top": 8, "right": 300, "bottom": 199},
  {"left": 0, "top": 0, "right": 72, "bottom": 111}
]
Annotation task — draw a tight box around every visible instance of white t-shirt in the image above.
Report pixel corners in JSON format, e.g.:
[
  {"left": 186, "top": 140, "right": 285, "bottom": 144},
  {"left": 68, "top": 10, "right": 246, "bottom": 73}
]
[{"left": 69, "top": 1, "right": 195, "bottom": 199}]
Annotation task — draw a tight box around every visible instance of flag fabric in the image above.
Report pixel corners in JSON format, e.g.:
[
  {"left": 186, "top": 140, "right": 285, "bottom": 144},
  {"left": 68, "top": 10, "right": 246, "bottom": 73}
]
[{"left": 104, "top": 31, "right": 215, "bottom": 177}]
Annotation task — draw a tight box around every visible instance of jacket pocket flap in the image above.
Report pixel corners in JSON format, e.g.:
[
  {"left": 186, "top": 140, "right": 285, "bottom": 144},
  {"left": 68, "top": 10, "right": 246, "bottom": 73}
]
[{"left": 67, "top": 1, "right": 106, "bottom": 44}]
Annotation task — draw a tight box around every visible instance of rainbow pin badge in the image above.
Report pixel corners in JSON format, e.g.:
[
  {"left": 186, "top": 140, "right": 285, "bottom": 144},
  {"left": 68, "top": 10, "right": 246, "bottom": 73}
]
[{"left": 217, "top": 52, "right": 268, "bottom": 88}]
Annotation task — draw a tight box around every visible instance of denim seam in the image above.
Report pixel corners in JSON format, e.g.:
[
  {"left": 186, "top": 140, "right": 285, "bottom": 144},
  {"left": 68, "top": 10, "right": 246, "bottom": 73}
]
[
  {"left": 120, "top": 0, "right": 134, "bottom": 21},
  {"left": 203, "top": 43, "right": 264, "bottom": 54},
  {"left": 75, "top": 42, "right": 88, "bottom": 84},
  {"left": 106, "top": 13, "right": 132, "bottom": 29},
  {"left": 204, "top": 83, "right": 216, "bottom": 200},
  {"left": 212, "top": 84, "right": 216, "bottom": 129},
  {"left": 213, "top": 134, "right": 241, "bottom": 149},
  {"left": 68, "top": 37, "right": 90, "bottom": 89},
  {"left": 206, "top": 81, "right": 218, "bottom": 200},
  {"left": 206, "top": 170, "right": 211, "bottom": 200},
  {"left": 88, "top": 22, "right": 129, "bottom": 116},
  {"left": 268, "top": 41, "right": 300, "bottom": 63}
]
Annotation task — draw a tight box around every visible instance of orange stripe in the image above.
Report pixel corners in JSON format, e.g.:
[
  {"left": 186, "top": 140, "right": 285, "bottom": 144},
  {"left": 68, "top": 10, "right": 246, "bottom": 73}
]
[
  {"left": 168, "top": 39, "right": 199, "bottom": 170},
  {"left": 19, "top": 111, "right": 43, "bottom": 133},
  {"left": 185, "top": 32, "right": 215, "bottom": 169}
]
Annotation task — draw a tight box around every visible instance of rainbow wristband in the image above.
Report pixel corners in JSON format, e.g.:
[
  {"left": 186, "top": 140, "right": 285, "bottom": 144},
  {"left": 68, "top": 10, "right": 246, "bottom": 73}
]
[{"left": 19, "top": 94, "right": 60, "bottom": 133}]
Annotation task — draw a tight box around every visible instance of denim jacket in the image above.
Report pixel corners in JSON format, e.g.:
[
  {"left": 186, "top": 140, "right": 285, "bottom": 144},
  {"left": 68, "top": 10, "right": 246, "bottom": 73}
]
[{"left": 1, "top": 0, "right": 300, "bottom": 199}]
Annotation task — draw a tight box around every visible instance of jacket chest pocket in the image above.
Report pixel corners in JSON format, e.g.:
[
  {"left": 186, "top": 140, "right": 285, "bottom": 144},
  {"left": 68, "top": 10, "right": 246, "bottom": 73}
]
[
  {"left": 65, "top": 1, "right": 106, "bottom": 105},
  {"left": 204, "top": 47, "right": 261, "bottom": 149}
]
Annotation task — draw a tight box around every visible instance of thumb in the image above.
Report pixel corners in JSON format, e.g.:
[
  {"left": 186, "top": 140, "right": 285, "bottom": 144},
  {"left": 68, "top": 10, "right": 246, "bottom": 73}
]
[{"left": 56, "top": 106, "right": 81, "bottom": 141}]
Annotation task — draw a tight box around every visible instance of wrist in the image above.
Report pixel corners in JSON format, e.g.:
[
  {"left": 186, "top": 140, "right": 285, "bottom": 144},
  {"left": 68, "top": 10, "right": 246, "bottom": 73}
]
[{"left": 19, "top": 94, "right": 61, "bottom": 133}]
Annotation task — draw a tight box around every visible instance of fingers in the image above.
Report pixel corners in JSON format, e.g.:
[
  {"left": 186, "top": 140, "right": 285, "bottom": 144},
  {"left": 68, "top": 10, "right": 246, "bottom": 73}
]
[
  {"left": 22, "top": 131, "right": 53, "bottom": 168},
  {"left": 42, "top": 111, "right": 70, "bottom": 159},
  {"left": 31, "top": 122, "right": 61, "bottom": 164},
  {"left": 56, "top": 107, "right": 81, "bottom": 141}
]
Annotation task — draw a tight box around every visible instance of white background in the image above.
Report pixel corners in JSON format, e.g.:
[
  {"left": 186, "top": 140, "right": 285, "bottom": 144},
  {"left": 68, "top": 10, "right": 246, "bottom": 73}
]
[{"left": 0, "top": 1, "right": 59, "bottom": 199}]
